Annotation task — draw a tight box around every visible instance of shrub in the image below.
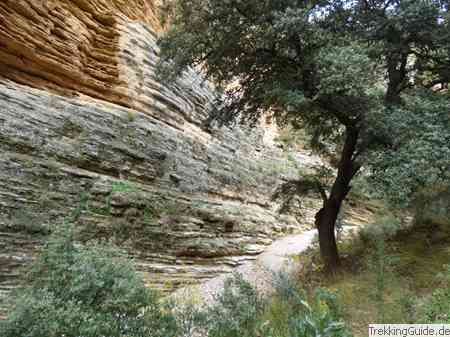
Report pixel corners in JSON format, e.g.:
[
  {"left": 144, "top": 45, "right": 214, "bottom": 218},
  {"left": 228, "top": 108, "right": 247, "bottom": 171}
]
[
  {"left": 168, "top": 297, "right": 206, "bottom": 337},
  {"left": 423, "top": 265, "right": 450, "bottom": 323},
  {"left": 202, "top": 273, "right": 265, "bottom": 337},
  {"left": 359, "top": 212, "right": 402, "bottom": 244},
  {"left": 267, "top": 272, "right": 351, "bottom": 337},
  {"left": 197, "top": 272, "right": 352, "bottom": 337},
  {"left": 0, "top": 222, "right": 177, "bottom": 337},
  {"left": 413, "top": 184, "right": 450, "bottom": 229}
]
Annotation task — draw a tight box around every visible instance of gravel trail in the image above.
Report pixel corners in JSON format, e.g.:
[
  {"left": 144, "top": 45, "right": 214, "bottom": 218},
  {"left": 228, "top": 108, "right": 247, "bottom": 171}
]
[{"left": 173, "top": 229, "right": 318, "bottom": 304}]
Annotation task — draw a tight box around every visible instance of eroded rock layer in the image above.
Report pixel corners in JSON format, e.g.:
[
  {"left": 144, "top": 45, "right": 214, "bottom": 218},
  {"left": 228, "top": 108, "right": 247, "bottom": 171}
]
[
  {"left": 0, "top": 1, "right": 322, "bottom": 313},
  {"left": 0, "top": 0, "right": 161, "bottom": 107}
]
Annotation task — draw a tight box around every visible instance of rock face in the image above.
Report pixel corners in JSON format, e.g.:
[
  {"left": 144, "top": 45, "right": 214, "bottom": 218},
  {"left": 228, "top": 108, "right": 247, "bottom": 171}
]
[
  {"left": 0, "top": 1, "right": 321, "bottom": 313},
  {"left": 0, "top": 0, "right": 161, "bottom": 105}
]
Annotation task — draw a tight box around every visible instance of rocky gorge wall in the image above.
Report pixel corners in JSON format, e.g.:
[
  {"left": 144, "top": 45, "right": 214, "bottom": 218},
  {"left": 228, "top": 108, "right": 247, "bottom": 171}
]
[{"left": 0, "top": 0, "right": 322, "bottom": 314}]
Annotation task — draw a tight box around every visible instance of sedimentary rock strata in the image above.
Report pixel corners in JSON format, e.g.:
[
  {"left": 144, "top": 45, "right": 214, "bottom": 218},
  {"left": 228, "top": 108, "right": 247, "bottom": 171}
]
[
  {"left": 0, "top": 0, "right": 161, "bottom": 104},
  {"left": 0, "top": 0, "right": 322, "bottom": 314}
]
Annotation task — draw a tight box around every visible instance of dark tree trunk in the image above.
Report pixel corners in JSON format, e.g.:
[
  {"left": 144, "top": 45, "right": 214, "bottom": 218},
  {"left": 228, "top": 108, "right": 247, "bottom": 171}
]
[
  {"left": 385, "top": 85, "right": 403, "bottom": 105},
  {"left": 385, "top": 51, "right": 408, "bottom": 105},
  {"left": 315, "top": 127, "right": 360, "bottom": 273},
  {"left": 316, "top": 206, "right": 341, "bottom": 272}
]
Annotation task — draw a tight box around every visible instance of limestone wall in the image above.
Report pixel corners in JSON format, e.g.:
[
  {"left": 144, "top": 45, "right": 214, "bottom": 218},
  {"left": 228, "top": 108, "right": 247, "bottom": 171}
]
[{"left": 0, "top": 0, "right": 321, "bottom": 314}]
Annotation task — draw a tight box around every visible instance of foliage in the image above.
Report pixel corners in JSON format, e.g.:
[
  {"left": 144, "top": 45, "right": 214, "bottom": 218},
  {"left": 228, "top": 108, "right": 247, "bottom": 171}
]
[
  {"left": 202, "top": 273, "right": 265, "bottom": 337},
  {"left": 424, "top": 265, "right": 450, "bottom": 323},
  {"left": 275, "top": 126, "right": 311, "bottom": 150},
  {"left": 413, "top": 184, "right": 450, "bottom": 230},
  {"left": 359, "top": 212, "right": 403, "bottom": 244},
  {"left": 193, "top": 272, "right": 352, "bottom": 337},
  {"left": 158, "top": 0, "right": 449, "bottom": 270},
  {"left": 353, "top": 0, "right": 450, "bottom": 101},
  {"left": 265, "top": 272, "right": 351, "bottom": 337},
  {"left": 367, "top": 91, "right": 450, "bottom": 207},
  {"left": 167, "top": 296, "right": 206, "bottom": 337},
  {"left": 292, "top": 221, "right": 450, "bottom": 334},
  {"left": 158, "top": 0, "right": 448, "bottom": 130},
  {"left": 158, "top": 0, "right": 375, "bottom": 128},
  {"left": 111, "top": 180, "right": 138, "bottom": 193},
  {"left": 0, "top": 222, "right": 177, "bottom": 337},
  {"left": 272, "top": 164, "right": 334, "bottom": 216}
]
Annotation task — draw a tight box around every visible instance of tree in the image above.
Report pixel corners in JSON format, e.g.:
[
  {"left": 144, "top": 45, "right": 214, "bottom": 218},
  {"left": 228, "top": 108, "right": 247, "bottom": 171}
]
[
  {"left": 0, "top": 222, "right": 177, "bottom": 337},
  {"left": 368, "top": 90, "right": 450, "bottom": 207},
  {"left": 157, "top": 0, "right": 449, "bottom": 272},
  {"left": 352, "top": 0, "right": 450, "bottom": 104}
]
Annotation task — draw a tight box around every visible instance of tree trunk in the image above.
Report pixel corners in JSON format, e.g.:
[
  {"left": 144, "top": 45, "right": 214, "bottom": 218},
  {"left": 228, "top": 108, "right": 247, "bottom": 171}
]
[
  {"left": 385, "top": 85, "right": 403, "bottom": 105},
  {"left": 316, "top": 206, "right": 341, "bottom": 272},
  {"left": 315, "top": 127, "right": 360, "bottom": 273},
  {"left": 385, "top": 51, "right": 408, "bottom": 105}
]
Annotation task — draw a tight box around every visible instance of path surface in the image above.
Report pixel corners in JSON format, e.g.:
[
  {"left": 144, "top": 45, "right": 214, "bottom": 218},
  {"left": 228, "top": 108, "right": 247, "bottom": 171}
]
[{"left": 173, "top": 229, "right": 319, "bottom": 304}]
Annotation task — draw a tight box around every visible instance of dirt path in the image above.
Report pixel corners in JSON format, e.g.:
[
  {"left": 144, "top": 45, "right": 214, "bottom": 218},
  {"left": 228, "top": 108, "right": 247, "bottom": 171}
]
[{"left": 173, "top": 229, "right": 319, "bottom": 304}]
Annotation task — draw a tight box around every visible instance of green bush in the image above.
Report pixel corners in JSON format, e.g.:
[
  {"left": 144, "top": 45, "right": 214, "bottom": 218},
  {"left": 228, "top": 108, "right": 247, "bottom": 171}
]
[
  {"left": 413, "top": 184, "right": 450, "bottom": 229},
  {"left": 267, "top": 272, "right": 351, "bottom": 337},
  {"left": 168, "top": 298, "right": 206, "bottom": 337},
  {"left": 0, "top": 222, "right": 177, "bottom": 337},
  {"left": 197, "top": 272, "right": 352, "bottom": 337},
  {"left": 424, "top": 265, "right": 450, "bottom": 323},
  {"left": 359, "top": 212, "right": 402, "bottom": 244},
  {"left": 203, "top": 273, "right": 265, "bottom": 337}
]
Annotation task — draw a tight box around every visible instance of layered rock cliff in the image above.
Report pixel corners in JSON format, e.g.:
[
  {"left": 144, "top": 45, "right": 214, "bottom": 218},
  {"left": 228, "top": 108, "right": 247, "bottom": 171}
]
[{"left": 0, "top": 0, "right": 322, "bottom": 313}]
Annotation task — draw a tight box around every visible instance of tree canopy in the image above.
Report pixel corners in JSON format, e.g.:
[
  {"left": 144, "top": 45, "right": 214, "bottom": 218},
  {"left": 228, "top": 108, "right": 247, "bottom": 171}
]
[{"left": 158, "top": 0, "right": 450, "bottom": 271}]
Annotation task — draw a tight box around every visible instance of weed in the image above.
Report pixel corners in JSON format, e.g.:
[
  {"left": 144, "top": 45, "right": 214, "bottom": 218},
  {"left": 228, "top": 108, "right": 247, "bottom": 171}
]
[
  {"left": 126, "top": 110, "right": 137, "bottom": 122},
  {"left": 372, "top": 236, "right": 387, "bottom": 322},
  {"left": 69, "top": 192, "right": 89, "bottom": 222},
  {"left": 111, "top": 181, "right": 137, "bottom": 193}
]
